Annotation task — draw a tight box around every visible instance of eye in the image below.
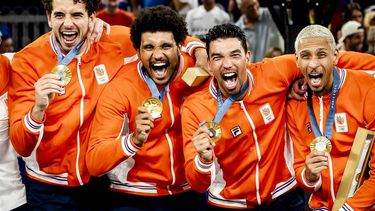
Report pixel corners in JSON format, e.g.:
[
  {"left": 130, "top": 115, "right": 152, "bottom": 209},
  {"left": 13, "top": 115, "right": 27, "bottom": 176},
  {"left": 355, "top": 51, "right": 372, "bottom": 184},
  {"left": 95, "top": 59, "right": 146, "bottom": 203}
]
[
  {"left": 162, "top": 44, "right": 172, "bottom": 50},
  {"left": 143, "top": 45, "right": 153, "bottom": 51},
  {"left": 54, "top": 12, "right": 64, "bottom": 19},
  {"left": 317, "top": 52, "right": 327, "bottom": 58}
]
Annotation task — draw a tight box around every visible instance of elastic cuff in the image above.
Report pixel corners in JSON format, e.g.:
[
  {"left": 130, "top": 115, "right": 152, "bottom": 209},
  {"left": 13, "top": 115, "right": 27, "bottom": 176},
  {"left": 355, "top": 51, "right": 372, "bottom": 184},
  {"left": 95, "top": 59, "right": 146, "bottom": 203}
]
[
  {"left": 24, "top": 111, "right": 43, "bottom": 133},
  {"left": 301, "top": 168, "right": 322, "bottom": 190},
  {"left": 339, "top": 203, "right": 354, "bottom": 211},
  {"left": 194, "top": 154, "right": 213, "bottom": 173},
  {"left": 184, "top": 41, "right": 205, "bottom": 56},
  {"left": 121, "top": 133, "right": 140, "bottom": 156}
]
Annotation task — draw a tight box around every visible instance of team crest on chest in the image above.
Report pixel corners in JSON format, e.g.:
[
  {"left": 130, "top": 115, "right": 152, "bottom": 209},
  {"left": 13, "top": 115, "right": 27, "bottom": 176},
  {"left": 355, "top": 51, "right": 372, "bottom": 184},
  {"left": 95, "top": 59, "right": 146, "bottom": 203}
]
[
  {"left": 335, "top": 113, "right": 348, "bottom": 133},
  {"left": 230, "top": 126, "right": 242, "bottom": 138},
  {"left": 259, "top": 103, "right": 275, "bottom": 124},
  {"left": 93, "top": 64, "right": 109, "bottom": 85}
]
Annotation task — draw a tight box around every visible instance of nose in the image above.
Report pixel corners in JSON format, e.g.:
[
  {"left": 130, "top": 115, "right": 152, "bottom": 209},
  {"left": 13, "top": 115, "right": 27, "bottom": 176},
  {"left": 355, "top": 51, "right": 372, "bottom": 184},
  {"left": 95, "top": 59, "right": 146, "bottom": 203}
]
[
  {"left": 307, "top": 58, "right": 319, "bottom": 69},
  {"left": 152, "top": 47, "right": 164, "bottom": 60},
  {"left": 63, "top": 16, "right": 74, "bottom": 27},
  {"left": 222, "top": 57, "right": 233, "bottom": 69}
]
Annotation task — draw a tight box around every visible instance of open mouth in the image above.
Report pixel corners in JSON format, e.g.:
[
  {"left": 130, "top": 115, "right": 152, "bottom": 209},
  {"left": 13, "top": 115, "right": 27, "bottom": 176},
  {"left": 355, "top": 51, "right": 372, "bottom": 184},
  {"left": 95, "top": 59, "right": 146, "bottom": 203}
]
[
  {"left": 308, "top": 72, "right": 323, "bottom": 87},
  {"left": 61, "top": 31, "right": 78, "bottom": 45},
  {"left": 222, "top": 72, "right": 238, "bottom": 90},
  {"left": 151, "top": 62, "right": 169, "bottom": 79}
]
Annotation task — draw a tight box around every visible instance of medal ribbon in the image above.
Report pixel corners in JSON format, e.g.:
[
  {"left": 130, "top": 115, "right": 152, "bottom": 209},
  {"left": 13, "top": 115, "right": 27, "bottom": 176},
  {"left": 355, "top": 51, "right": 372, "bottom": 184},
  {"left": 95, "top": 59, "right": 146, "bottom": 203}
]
[
  {"left": 142, "top": 74, "right": 169, "bottom": 102},
  {"left": 212, "top": 79, "right": 249, "bottom": 124},
  {"left": 307, "top": 67, "right": 340, "bottom": 140},
  {"left": 52, "top": 33, "right": 85, "bottom": 66}
]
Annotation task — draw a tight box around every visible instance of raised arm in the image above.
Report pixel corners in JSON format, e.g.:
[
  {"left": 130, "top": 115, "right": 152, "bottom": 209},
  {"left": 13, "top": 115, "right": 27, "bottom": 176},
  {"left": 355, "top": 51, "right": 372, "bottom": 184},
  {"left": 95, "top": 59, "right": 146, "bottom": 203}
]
[{"left": 181, "top": 101, "right": 215, "bottom": 193}]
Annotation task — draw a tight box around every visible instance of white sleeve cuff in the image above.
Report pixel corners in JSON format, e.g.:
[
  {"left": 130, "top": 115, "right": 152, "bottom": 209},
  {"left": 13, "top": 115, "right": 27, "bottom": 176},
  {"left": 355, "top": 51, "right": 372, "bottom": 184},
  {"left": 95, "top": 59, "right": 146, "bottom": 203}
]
[
  {"left": 301, "top": 168, "right": 322, "bottom": 191},
  {"left": 121, "top": 133, "right": 139, "bottom": 156},
  {"left": 182, "top": 41, "right": 205, "bottom": 56},
  {"left": 24, "top": 111, "right": 43, "bottom": 133},
  {"left": 194, "top": 154, "right": 214, "bottom": 173},
  {"left": 339, "top": 203, "right": 354, "bottom": 211}
]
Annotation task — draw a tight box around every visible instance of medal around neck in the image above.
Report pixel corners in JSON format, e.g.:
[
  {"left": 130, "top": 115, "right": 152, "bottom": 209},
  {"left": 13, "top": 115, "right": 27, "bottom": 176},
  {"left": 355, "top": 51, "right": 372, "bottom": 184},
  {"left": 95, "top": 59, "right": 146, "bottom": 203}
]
[
  {"left": 202, "top": 122, "right": 222, "bottom": 143},
  {"left": 52, "top": 65, "right": 72, "bottom": 86},
  {"left": 142, "top": 97, "right": 163, "bottom": 119},
  {"left": 310, "top": 136, "right": 332, "bottom": 153}
]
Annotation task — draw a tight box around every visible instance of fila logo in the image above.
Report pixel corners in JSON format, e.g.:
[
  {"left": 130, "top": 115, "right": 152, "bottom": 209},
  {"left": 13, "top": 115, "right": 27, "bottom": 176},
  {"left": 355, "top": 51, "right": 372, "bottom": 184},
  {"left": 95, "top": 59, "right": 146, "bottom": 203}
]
[
  {"left": 231, "top": 126, "right": 242, "bottom": 138},
  {"left": 306, "top": 122, "right": 312, "bottom": 134}
]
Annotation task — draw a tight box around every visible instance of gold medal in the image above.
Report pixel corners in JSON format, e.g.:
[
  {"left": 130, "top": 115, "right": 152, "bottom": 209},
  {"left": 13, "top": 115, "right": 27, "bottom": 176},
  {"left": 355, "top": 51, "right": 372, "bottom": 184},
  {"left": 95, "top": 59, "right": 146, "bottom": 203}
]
[
  {"left": 310, "top": 136, "right": 332, "bottom": 153},
  {"left": 202, "top": 122, "right": 222, "bottom": 143},
  {"left": 52, "top": 65, "right": 72, "bottom": 86},
  {"left": 142, "top": 97, "right": 162, "bottom": 119}
]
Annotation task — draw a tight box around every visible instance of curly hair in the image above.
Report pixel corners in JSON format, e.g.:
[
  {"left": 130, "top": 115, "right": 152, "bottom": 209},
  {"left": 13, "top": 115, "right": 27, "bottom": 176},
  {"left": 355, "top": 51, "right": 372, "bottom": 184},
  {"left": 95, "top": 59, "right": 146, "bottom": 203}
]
[
  {"left": 205, "top": 24, "right": 248, "bottom": 57},
  {"left": 130, "top": 6, "right": 188, "bottom": 50},
  {"left": 41, "top": 0, "right": 100, "bottom": 16}
]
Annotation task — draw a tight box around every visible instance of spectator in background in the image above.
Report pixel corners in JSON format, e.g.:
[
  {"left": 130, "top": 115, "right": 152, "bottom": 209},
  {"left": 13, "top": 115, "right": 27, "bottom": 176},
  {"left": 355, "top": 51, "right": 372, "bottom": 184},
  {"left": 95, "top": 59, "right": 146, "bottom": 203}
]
[
  {"left": 130, "top": 0, "right": 170, "bottom": 15},
  {"left": 0, "top": 26, "right": 14, "bottom": 53},
  {"left": 235, "top": 0, "right": 284, "bottom": 63},
  {"left": 337, "top": 20, "right": 365, "bottom": 52},
  {"left": 97, "top": 0, "right": 134, "bottom": 26},
  {"left": 186, "top": 0, "right": 230, "bottom": 40},
  {"left": 344, "top": 2, "right": 363, "bottom": 24},
  {"left": 172, "top": 0, "right": 198, "bottom": 18},
  {"left": 264, "top": 47, "right": 283, "bottom": 58},
  {"left": 336, "top": 2, "right": 364, "bottom": 43},
  {"left": 364, "top": 5, "right": 375, "bottom": 55}
]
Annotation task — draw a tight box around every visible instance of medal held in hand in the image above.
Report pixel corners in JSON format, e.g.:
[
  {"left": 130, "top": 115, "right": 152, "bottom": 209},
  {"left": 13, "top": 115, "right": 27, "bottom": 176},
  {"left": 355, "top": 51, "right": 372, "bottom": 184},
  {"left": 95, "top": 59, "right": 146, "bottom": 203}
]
[
  {"left": 202, "top": 121, "right": 222, "bottom": 143},
  {"left": 142, "top": 97, "right": 163, "bottom": 119},
  {"left": 52, "top": 65, "right": 72, "bottom": 86},
  {"left": 310, "top": 136, "right": 332, "bottom": 153}
]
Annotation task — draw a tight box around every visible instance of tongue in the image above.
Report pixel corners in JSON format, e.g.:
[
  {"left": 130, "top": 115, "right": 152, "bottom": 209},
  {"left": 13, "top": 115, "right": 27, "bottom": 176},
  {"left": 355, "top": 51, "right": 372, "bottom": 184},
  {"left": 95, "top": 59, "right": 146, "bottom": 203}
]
[
  {"left": 310, "top": 77, "right": 322, "bottom": 87},
  {"left": 63, "top": 34, "right": 77, "bottom": 42},
  {"left": 154, "top": 68, "right": 167, "bottom": 79},
  {"left": 224, "top": 77, "right": 237, "bottom": 90}
]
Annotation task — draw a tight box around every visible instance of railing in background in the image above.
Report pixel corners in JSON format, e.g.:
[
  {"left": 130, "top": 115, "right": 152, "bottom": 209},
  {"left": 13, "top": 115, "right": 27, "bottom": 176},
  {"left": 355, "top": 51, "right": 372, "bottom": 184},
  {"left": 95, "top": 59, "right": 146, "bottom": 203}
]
[{"left": 0, "top": 15, "right": 50, "bottom": 51}]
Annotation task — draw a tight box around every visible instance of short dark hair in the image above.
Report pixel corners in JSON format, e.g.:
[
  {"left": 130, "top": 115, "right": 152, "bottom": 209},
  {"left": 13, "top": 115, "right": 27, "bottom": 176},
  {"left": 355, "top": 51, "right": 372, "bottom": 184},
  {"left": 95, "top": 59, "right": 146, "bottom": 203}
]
[
  {"left": 41, "top": 0, "right": 100, "bottom": 16},
  {"left": 205, "top": 24, "right": 248, "bottom": 57},
  {"left": 130, "top": 6, "right": 188, "bottom": 50}
]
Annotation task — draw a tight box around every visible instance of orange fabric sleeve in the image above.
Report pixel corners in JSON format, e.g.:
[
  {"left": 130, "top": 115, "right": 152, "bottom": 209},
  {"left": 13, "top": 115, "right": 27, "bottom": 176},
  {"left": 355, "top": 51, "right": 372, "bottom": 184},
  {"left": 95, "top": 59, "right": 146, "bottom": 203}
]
[
  {"left": 181, "top": 99, "right": 213, "bottom": 193},
  {"left": 286, "top": 102, "right": 321, "bottom": 193},
  {"left": 337, "top": 51, "right": 375, "bottom": 70},
  {"left": 86, "top": 77, "right": 135, "bottom": 177},
  {"left": 0, "top": 55, "right": 10, "bottom": 95},
  {"left": 8, "top": 52, "right": 43, "bottom": 157}
]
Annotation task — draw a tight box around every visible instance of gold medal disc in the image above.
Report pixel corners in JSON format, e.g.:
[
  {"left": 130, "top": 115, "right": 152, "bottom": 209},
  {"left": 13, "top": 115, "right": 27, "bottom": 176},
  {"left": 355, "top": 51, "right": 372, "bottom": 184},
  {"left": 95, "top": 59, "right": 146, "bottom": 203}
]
[
  {"left": 52, "top": 65, "right": 72, "bottom": 86},
  {"left": 202, "top": 122, "right": 222, "bottom": 143},
  {"left": 142, "top": 97, "right": 163, "bottom": 119},
  {"left": 310, "top": 136, "right": 332, "bottom": 153}
]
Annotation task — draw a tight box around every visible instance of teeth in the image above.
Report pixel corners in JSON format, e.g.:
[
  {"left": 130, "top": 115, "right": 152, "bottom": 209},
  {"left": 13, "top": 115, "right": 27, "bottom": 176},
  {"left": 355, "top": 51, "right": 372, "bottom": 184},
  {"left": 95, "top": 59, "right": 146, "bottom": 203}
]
[
  {"left": 224, "top": 72, "right": 235, "bottom": 77},
  {"left": 62, "top": 32, "right": 76, "bottom": 36},
  {"left": 153, "top": 63, "right": 166, "bottom": 67}
]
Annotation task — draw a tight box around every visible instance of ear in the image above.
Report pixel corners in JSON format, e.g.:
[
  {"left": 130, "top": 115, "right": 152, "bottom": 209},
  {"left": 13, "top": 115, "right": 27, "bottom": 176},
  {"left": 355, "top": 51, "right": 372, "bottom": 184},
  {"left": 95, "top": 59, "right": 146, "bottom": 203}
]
[
  {"left": 245, "top": 50, "right": 251, "bottom": 63},
  {"left": 46, "top": 12, "right": 52, "bottom": 28},
  {"left": 295, "top": 52, "right": 300, "bottom": 68},
  {"left": 333, "top": 49, "right": 339, "bottom": 66},
  {"left": 177, "top": 44, "right": 182, "bottom": 56}
]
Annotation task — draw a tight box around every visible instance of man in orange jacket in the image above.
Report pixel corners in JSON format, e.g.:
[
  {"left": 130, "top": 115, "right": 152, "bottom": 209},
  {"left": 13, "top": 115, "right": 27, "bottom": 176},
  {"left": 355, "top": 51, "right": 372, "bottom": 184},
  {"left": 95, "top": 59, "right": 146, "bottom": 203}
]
[
  {"left": 287, "top": 24, "right": 375, "bottom": 210},
  {"left": 86, "top": 6, "right": 205, "bottom": 210},
  {"left": 181, "top": 23, "right": 375, "bottom": 210}
]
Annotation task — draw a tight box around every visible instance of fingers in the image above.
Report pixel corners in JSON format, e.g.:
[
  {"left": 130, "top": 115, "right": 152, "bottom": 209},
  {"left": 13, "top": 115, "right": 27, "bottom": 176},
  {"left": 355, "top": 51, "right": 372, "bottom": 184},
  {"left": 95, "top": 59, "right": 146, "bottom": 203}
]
[
  {"left": 87, "top": 17, "right": 105, "bottom": 44},
  {"left": 305, "top": 150, "right": 329, "bottom": 181},
  {"left": 35, "top": 74, "right": 65, "bottom": 94},
  {"left": 288, "top": 78, "right": 307, "bottom": 101},
  {"left": 133, "top": 106, "right": 155, "bottom": 146},
  {"left": 192, "top": 127, "right": 215, "bottom": 162}
]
